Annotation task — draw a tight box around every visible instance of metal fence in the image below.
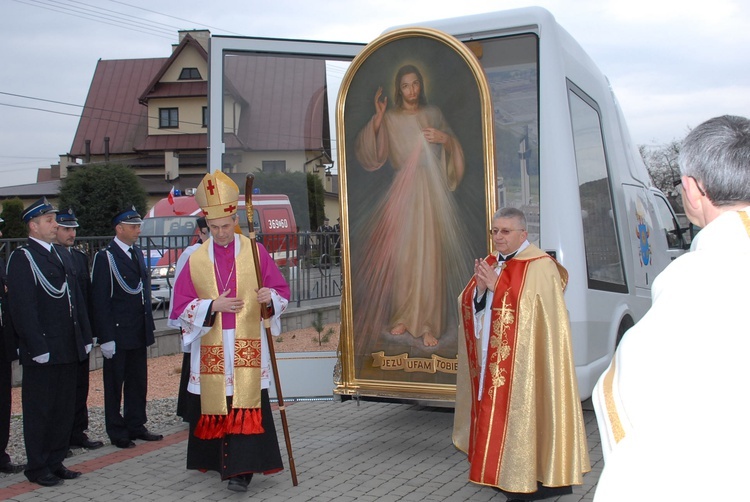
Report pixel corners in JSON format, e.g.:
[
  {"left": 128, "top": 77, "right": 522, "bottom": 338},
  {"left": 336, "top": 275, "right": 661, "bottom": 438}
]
[{"left": 0, "top": 231, "right": 342, "bottom": 319}]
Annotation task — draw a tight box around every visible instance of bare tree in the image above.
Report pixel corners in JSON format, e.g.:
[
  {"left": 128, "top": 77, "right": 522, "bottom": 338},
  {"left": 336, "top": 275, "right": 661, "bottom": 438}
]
[{"left": 639, "top": 140, "right": 683, "bottom": 211}]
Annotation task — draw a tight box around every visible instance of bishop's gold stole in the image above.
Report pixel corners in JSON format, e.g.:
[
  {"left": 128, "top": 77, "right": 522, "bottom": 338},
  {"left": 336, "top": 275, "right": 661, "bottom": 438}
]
[{"left": 189, "top": 238, "right": 263, "bottom": 438}]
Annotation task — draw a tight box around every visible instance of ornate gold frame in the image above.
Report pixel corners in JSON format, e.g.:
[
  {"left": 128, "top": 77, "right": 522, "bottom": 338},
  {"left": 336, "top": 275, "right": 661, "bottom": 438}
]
[{"left": 334, "top": 27, "right": 496, "bottom": 402}]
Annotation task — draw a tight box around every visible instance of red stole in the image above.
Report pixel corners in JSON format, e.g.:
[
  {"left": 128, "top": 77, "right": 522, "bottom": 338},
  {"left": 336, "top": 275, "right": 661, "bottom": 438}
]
[{"left": 459, "top": 254, "right": 531, "bottom": 485}]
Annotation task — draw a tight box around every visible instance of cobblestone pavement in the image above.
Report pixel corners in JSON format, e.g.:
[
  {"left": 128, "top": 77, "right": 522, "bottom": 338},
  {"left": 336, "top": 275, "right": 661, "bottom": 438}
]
[{"left": 0, "top": 398, "right": 602, "bottom": 501}]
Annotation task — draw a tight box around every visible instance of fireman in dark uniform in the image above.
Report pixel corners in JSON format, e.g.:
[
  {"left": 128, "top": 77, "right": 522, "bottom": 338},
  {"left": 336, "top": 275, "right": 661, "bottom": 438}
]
[
  {"left": 6, "top": 198, "right": 93, "bottom": 487},
  {"left": 54, "top": 209, "right": 104, "bottom": 451},
  {"left": 90, "top": 207, "right": 161, "bottom": 449}
]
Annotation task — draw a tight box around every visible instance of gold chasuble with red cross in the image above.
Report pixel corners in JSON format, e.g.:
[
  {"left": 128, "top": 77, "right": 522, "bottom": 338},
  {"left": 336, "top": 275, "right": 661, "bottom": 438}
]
[
  {"left": 189, "top": 236, "right": 263, "bottom": 439},
  {"left": 453, "top": 244, "right": 590, "bottom": 493}
]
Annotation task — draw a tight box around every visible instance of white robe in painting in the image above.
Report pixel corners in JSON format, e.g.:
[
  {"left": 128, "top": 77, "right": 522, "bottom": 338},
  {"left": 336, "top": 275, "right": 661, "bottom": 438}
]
[{"left": 353, "top": 105, "right": 472, "bottom": 352}]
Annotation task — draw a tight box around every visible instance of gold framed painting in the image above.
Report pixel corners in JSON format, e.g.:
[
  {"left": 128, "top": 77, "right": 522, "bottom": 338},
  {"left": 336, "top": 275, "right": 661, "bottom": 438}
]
[{"left": 335, "top": 27, "right": 495, "bottom": 402}]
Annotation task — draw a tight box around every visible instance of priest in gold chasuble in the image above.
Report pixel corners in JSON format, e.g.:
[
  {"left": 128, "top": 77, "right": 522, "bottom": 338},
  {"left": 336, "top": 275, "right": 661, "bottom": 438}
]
[
  {"left": 170, "top": 172, "right": 290, "bottom": 493},
  {"left": 453, "top": 207, "right": 590, "bottom": 499}
]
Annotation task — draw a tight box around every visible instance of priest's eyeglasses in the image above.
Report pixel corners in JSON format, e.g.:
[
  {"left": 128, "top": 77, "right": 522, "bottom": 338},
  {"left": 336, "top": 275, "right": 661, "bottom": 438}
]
[{"left": 490, "top": 228, "right": 525, "bottom": 236}]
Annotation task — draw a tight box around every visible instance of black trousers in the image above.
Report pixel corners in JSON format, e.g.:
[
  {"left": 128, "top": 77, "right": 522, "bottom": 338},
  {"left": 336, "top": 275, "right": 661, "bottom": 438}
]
[
  {"left": 22, "top": 362, "right": 77, "bottom": 481},
  {"left": 70, "top": 357, "right": 91, "bottom": 444},
  {"left": 103, "top": 346, "right": 148, "bottom": 442},
  {"left": 0, "top": 360, "right": 12, "bottom": 466}
]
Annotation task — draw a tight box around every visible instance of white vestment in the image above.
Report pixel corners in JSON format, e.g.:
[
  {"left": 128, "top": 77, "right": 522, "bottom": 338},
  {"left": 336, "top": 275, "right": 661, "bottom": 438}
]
[
  {"left": 167, "top": 242, "right": 202, "bottom": 331},
  {"left": 592, "top": 207, "right": 750, "bottom": 501}
]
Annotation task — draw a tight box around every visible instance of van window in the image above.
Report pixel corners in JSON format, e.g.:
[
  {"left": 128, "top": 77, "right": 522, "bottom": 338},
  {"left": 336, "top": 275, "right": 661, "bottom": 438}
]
[
  {"left": 234, "top": 209, "right": 250, "bottom": 229},
  {"left": 480, "top": 34, "right": 540, "bottom": 245},
  {"left": 234, "top": 209, "right": 262, "bottom": 233},
  {"left": 653, "top": 193, "right": 685, "bottom": 249},
  {"left": 140, "top": 216, "right": 197, "bottom": 248},
  {"left": 568, "top": 84, "right": 627, "bottom": 293}
]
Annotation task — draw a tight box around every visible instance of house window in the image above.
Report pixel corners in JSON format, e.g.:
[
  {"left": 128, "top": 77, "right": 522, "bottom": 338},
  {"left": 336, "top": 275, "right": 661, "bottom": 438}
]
[
  {"left": 202, "top": 106, "right": 208, "bottom": 128},
  {"left": 262, "top": 160, "right": 286, "bottom": 173},
  {"left": 179, "top": 67, "right": 202, "bottom": 80},
  {"left": 159, "top": 108, "right": 179, "bottom": 128}
]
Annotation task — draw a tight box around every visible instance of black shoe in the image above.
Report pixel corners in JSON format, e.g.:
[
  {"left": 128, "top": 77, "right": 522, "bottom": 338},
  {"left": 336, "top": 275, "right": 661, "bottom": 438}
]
[
  {"left": 131, "top": 431, "right": 163, "bottom": 442},
  {"left": 33, "top": 473, "right": 63, "bottom": 487},
  {"left": 0, "top": 462, "right": 25, "bottom": 474},
  {"left": 53, "top": 467, "right": 82, "bottom": 480},
  {"left": 227, "top": 474, "right": 252, "bottom": 492},
  {"left": 76, "top": 438, "right": 104, "bottom": 449},
  {"left": 112, "top": 438, "right": 136, "bottom": 449}
]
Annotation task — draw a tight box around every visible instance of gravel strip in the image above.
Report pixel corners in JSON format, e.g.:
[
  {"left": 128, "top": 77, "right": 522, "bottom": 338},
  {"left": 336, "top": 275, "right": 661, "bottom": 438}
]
[
  {"left": 3, "top": 327, "right": 338, "bottom": 467},
  {"left": 5, "top": 397, "right": 183, "bottom": 465}
]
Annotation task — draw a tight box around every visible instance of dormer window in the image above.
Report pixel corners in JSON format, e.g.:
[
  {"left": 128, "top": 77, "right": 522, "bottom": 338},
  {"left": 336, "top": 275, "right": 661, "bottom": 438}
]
[{"left": 179, "top": 67, "right": 202, "bottom": 80}]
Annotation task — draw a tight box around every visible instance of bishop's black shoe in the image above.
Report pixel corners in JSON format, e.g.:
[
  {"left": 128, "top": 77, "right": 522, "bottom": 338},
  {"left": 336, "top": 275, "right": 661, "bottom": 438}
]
[{"left": 227, "top": 474, "right": 253, "bottom": 492}]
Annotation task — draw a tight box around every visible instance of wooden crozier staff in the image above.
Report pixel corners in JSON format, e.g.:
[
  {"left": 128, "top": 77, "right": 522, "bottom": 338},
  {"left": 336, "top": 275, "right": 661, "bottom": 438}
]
[{"left": 245, "top": 174, "right": 298, "bottom": 486}]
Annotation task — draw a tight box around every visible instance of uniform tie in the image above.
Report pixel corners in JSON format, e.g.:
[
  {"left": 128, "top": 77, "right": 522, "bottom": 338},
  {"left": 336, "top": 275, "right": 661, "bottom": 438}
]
[{"left": 129, "top": 247, "right": 141, "bottom": 271}]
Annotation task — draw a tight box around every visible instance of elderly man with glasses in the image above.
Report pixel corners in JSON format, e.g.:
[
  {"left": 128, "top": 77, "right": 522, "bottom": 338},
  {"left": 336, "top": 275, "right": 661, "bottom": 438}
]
[{"left": 453, "top": 207, "right": 590, "bottom": 500}]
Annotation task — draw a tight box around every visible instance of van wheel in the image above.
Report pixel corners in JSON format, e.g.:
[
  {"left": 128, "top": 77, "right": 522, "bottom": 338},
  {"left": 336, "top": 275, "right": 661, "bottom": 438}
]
[{"left": 616, "top": 316, "right": 634, "bottom": 347}]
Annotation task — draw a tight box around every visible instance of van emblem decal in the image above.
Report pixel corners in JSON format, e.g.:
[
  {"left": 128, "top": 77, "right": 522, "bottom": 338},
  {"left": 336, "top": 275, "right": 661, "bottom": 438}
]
[{"left": 635, "top": 210, "right": 652, "bottom": 266}]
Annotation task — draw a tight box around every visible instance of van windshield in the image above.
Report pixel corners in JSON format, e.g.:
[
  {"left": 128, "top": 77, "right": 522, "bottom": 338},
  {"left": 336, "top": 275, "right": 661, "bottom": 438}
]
[
  {"left": 140, "top": 211, "right": 257, "bottom": 244},
  {"left": 141, "top": 217, "right": 198, "bottom": 237},
  {"left": 140, "top": 216, "right": 197, "bottom": 249}
]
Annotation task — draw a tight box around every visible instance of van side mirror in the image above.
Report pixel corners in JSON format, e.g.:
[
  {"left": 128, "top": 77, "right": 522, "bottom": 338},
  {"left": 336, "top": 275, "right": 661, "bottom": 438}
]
[
  {"left": 672, "top": 223, "right": 697, "bottom": 250},
  {"left": 682, "top": 223, "right": 701, "bottom": 249},
  {"left": 680, "top": 228, "right": 691, "bottom": 250}
]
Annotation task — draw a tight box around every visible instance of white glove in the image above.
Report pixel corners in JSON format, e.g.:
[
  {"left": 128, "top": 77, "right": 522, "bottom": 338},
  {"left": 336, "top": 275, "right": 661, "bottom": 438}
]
[
  {"left": 85, "top": 343, "right": 92, "bottom": 355},
  {"left": 33, "top": 352, "right": 50, "bottom": 364},
  {"left": 100, "top": 341, "right": 116, "bottom": 359}
]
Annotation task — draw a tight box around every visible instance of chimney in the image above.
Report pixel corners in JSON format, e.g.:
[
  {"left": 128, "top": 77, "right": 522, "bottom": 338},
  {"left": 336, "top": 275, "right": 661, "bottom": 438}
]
[
  {"left": 85, "top": 140, "right": 91, "bottom": 163},
  {"left": 177, "top": 30, "right": 210, "bottom": 52},
  {"left": 104, "top": 137, "right": 110, "bottom": 161}
]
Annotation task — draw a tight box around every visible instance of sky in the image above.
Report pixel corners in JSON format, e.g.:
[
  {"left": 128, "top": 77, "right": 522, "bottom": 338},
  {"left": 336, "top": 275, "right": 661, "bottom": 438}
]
[{"left": 2, "top": 0, "right": 749, "bottom": 188}]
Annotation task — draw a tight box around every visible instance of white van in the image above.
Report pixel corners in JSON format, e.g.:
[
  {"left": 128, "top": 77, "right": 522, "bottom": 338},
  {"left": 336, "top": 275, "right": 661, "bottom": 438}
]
[
  {"left": 410, "top": 8, "right": 688, "bottom": 399},
  {"left": 207, "top": 7, "right": 687, "bottom": 400}
]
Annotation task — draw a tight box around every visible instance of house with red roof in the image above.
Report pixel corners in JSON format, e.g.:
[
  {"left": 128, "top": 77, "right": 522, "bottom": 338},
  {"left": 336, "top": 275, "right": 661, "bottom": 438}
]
[{"left": 1, "top": 30, "right": 337, "bottom": 223}]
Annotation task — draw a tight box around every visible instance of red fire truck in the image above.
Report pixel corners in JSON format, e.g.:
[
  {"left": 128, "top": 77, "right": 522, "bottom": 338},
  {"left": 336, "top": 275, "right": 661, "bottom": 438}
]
[{"left": 141, "top": 189, "right": 298, "bottom": 303}]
